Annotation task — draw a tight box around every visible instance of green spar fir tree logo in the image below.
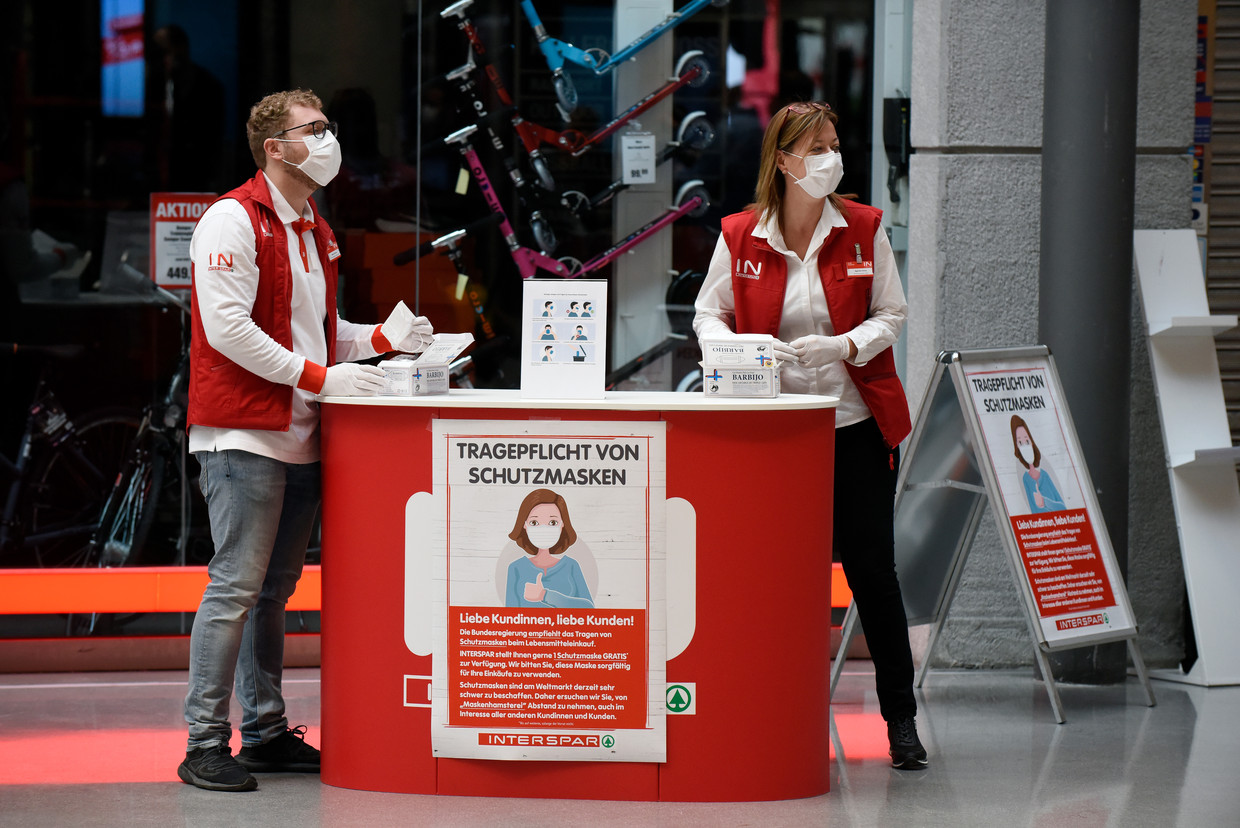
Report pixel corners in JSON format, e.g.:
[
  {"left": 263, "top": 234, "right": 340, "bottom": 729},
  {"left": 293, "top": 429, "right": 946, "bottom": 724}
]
[{"left": 666, "top": 684, "right": 692, "bottom": 713}]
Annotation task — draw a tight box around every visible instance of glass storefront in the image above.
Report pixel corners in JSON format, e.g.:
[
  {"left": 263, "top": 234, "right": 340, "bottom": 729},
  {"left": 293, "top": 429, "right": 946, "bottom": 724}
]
[{"left": 0, "top": 0, "right": 874, "bottom": 634}]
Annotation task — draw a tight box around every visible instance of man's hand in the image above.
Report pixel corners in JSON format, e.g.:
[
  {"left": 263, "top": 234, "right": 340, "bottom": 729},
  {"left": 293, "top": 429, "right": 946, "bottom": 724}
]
[
  {"left": 381, "top": 300, "right": 435, "bottom": 353},
  {"left": 321, "top": 363, "right": 385, "bottom": 396}
]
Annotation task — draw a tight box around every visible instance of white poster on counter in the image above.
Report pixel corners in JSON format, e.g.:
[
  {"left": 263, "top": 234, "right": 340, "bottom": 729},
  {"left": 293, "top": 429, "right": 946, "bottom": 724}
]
[
  {"left": 428, "top": 418, "right": 667, "bottom": 762},
  {"left": 521, "top": 279, "right": 607, "bottom": 399}
]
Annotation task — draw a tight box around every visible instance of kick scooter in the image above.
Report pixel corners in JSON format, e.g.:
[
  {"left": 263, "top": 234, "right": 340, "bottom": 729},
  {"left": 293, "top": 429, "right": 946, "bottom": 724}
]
[
  {"left": 519, "top": 0, "right": 728, "bottom": 113},
  {"left": 441, "top": 122, "right": 709, "bottom": 279},
  {"left": 442, "top": 0, "right": 713, "bottom": 179}
]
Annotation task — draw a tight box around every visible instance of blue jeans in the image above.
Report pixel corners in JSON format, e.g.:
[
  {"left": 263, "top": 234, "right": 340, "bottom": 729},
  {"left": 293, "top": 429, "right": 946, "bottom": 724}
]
[{"left": 184, "top": 449, "right": 321, "bottom": 750}]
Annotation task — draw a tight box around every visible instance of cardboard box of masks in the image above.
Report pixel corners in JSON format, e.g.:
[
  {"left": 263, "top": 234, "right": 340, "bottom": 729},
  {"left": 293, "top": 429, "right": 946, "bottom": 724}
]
[
  {"left": 698, "top": 334, "right": 781, "bottom": 398},
  {"left": 379, "top": 333, "right": 474, "bottom": 396}
]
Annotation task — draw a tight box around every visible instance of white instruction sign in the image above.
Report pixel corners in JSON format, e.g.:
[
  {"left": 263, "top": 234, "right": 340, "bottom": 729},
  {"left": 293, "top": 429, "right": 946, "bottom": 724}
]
[{"left": 521, "top": 279, "right": 607, "bottom": 400}]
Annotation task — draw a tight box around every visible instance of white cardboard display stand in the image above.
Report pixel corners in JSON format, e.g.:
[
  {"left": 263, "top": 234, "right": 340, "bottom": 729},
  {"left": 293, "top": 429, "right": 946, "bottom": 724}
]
[
  {"left": 1133, "top": 228, "right": 1240, "bottom": 687},
  {"left": 830, "top": 346, "right": 1156, "bottom": 723}
]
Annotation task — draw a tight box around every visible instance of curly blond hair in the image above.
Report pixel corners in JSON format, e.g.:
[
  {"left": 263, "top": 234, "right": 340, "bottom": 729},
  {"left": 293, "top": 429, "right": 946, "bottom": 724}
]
[{"left": 245, "top": 89, "right": 323, "bottom": 169}]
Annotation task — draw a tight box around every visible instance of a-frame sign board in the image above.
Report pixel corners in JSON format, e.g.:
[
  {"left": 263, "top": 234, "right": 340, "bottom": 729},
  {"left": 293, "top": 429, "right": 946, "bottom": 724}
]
[{"left": 830, "top": 346, "right": 1155, "bottom": 723}]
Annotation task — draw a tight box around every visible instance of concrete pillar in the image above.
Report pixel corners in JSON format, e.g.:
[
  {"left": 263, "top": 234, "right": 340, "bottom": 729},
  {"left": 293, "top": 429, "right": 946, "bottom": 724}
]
[
  {"left": 1037, "top": 0, "right": 1139, "bottom": 683},
  {"left": 908, "top": 0, "right": 1195, "bottom": 671}
]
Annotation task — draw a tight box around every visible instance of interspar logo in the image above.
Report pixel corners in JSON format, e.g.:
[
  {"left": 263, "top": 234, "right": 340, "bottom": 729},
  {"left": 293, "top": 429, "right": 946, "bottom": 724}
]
[
  {"left": 1056, "top": 613, "right": 1105, "bottom": 631},
  {"left": 479, "top": 733, "right": 600, "bottom": 747}
]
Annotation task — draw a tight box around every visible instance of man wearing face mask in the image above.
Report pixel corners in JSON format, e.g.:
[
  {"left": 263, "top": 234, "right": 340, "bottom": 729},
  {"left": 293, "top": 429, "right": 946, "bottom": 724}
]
[
  {"left": 694, "top": 102, "right": 926, "bottom": 771},
  {"left": 177, "top": 89, "right": 435, "bottom": 792}
]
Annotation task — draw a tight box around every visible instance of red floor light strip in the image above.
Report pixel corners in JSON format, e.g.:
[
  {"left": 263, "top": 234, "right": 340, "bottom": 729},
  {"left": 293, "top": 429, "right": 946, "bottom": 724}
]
[
  {"left": 0, "top": 563, "right": 847, "bottom": 615},
  {"left": 0, "top": 726, "right": 324, "bottom": 785},
  {"left": 0, "top": 565, "right": 322, "bottom": 614},
  {"left": 0, "top": 718, "right": 891, "bottom": 785}
]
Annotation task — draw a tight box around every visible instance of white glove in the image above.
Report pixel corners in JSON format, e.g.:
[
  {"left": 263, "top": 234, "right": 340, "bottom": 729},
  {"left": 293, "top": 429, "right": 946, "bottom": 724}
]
[
  {"left": 789, "top": 335, "right": 852, "bottom": 368},
  {"left": 772, "top": 339, "right": 799, "bottom": 363},
  {"left": 321, "top": 363, "right": 386, "bottom": 396},
  {"left": 380, "top": 300, "right": 435, "bottom": 353}
]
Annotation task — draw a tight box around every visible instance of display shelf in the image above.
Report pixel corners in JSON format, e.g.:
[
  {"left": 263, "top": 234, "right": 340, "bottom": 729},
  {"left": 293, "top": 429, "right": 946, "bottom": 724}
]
[
  {"left": 1133, "top": 228, "right": 1240, "bottom": 686},
  {"left": 1149, "top": 314, "right": 1238, "bottom": 338}
]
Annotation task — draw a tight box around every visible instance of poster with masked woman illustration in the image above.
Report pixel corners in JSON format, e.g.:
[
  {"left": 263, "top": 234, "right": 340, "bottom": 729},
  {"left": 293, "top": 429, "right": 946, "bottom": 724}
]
[
  {"left": 428, "top": 419, "right": 667, "bottom": 762},
  {"left": 958, "top": 352, "right": 1134, "bottom": 646}
]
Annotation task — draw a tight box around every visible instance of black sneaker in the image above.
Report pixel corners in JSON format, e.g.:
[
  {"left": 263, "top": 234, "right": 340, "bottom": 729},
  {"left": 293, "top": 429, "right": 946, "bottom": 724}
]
[
  {"left": 236, "top": 725, "right": 321, "bottom": 773},
  {"left": 177, "top": 743, "right": 258, "bottom": 791},
  {"left": 887, "top": 716, "right": 929, "bottom": 770}
]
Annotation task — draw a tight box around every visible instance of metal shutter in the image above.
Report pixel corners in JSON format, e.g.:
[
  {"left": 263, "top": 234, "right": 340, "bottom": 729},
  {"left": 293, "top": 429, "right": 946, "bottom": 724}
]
[{"left": 1207, "top": 2, "right": 1240, "bottom": 446}]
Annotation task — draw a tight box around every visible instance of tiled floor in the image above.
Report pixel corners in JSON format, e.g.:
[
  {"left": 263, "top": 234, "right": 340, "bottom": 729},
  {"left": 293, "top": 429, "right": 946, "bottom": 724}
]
[{"left": 1, "top": 665, "right": 1236, "bottom": 827}]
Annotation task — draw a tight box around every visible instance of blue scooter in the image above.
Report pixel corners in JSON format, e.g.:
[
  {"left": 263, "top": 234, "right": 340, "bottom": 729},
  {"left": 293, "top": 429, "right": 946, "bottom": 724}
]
[{"left": 520, "top": 0, "right": 728, "bottom": 113}]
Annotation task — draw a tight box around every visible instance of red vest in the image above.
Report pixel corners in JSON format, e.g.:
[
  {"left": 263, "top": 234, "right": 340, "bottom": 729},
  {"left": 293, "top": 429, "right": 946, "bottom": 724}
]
[
  {"left": 188, "top": 171, "right": 340, "bottom": 431},
  {"left": 721, "top": 205, "right": 912, "bottom": 447}
]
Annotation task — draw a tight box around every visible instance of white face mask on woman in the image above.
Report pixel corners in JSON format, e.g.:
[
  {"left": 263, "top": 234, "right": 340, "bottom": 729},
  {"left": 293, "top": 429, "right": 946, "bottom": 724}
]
[
  {"left": 276, "top": 130, "right": 342, "bottom": 187},
  {"left": 1018, "top": 443, "right": 1036, "bottom": 466},
  {"left": 782, "top": 150, "right": 843, "bottom": 199},
  {"left": 526, "top": 524, "right": 562, "bottom": 550}
]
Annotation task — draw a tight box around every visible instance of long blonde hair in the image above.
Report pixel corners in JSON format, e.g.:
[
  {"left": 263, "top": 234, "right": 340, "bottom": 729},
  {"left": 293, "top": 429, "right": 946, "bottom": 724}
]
[{"left": 749, "top": 101, "right": 852, "bottom": 225}]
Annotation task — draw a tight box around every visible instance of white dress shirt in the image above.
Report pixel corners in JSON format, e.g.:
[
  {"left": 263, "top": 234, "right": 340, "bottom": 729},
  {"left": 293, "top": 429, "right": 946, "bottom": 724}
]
[
  {"left": 188, "top": 180, "right": 379, "bottom": 464},
  {"left": 693, "top": 204, "right": 907, "bottom": 428}
]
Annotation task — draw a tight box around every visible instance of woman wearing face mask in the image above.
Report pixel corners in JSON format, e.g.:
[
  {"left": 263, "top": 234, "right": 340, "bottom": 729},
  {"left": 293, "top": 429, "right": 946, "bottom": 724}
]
[
  {"left": 694, "top": 101, "right": 925, "bottom": 770},
  {"left": 1010, "top": 416, "right": 1065, "bottom": 513},
  {"left": 505, "top": 488, "right": 594, "bottom": 608}
]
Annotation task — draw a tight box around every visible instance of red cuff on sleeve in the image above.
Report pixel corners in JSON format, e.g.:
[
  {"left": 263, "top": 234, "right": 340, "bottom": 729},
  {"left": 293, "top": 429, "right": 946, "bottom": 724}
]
[
  {"left": 371, "top": 326, "right": 394, "bottom": 353},
  {"left": 297, "top": 360, "right": 327, "bottom": 393}
]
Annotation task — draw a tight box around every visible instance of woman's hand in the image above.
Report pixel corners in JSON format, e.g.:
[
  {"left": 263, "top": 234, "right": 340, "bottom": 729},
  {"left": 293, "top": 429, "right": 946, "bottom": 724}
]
[
  {"left": 788, "top": 334, "right": 854, "bottom": 368},
  {"left": 772, "top": 339, "right": 800, "bottom": 363},
  {"left": 524, "top": 572, "right": 547, "bottom": 602}
]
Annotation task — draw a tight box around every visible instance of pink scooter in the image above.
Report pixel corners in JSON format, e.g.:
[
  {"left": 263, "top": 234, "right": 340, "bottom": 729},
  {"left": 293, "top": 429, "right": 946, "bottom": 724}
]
[{"left": 438, "top": 122, "right": 709, "bottom": 278}]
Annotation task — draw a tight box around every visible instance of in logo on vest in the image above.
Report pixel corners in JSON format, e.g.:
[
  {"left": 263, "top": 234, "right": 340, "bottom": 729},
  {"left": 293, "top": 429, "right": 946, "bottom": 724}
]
[{"left": 735, "top": 259, "right": 762, "bottom": 280}]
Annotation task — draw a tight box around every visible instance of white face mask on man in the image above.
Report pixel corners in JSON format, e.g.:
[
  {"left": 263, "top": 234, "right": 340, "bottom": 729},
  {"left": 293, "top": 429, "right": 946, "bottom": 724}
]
[
  {"left": 275, "top": 130, "right": 342, "bottom": 187},
  {"left": 782, "top": 150, "right": 844, "bottom": 199}
]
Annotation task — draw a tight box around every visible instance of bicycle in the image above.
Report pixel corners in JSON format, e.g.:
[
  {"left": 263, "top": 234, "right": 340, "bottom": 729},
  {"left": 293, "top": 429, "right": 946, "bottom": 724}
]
[
  {"left": 89, "top": 284, "right": 192, "bottom": 572},
  {"left": 1, "top": 345, "right": 142, "bottom": 570}
]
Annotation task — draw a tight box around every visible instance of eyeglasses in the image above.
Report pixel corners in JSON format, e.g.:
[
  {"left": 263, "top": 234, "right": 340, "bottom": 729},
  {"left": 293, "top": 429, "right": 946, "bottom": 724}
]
[{"left": 275, "top": 120, "right": 339, "bottom": 139}]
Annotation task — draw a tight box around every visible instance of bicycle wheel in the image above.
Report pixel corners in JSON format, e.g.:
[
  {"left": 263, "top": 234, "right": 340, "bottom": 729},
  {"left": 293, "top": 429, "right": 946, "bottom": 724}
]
[
  {"left": 95, "top": 430, "right": 167, "bottom": 568},
  {"left": 21, "top": 408, "right": 140, "bottom": 568}
]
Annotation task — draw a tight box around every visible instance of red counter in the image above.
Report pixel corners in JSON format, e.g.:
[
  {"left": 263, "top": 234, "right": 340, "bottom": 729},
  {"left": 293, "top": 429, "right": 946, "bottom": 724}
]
[{"left": 319, "top": 390, "right": 836, "bottom": 801}]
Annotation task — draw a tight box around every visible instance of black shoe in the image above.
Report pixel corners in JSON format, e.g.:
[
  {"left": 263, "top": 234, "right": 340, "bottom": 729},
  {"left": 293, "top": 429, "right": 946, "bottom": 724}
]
[
  {"left": 177, "top": 743, "right": 258, "bottom": 791},
  {"left": 236, "top": 725, "right": 321, "bottom": 773},
  {"left": 887, "top": 716, "right": 929, "bottom": 770}
]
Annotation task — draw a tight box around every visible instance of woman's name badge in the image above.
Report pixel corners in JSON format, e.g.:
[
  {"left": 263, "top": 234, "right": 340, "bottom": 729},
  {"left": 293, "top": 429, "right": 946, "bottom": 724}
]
[{"left": 846, "top": 261, "right": 874, "bottom": 277}]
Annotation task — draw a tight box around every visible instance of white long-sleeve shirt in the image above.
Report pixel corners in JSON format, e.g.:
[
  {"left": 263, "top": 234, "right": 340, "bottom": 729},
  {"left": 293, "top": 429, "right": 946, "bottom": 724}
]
[
  {"left": 188, "top": 181, "right": 380, "bottom": 463},
  {"left": 693, "top": 204, "right": 907, "bottom": 428}
]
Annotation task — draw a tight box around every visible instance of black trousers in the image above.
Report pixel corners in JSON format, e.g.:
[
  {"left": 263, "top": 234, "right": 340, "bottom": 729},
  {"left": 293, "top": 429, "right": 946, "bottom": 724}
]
[{"left": 834, "top": 417, "right": 917, "bottom": 722}]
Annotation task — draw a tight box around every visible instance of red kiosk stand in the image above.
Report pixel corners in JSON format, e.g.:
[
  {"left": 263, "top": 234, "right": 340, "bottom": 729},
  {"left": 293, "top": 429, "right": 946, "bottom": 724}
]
[{"left": 319, "top": 390, "right": 836, "bottom": 801}]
